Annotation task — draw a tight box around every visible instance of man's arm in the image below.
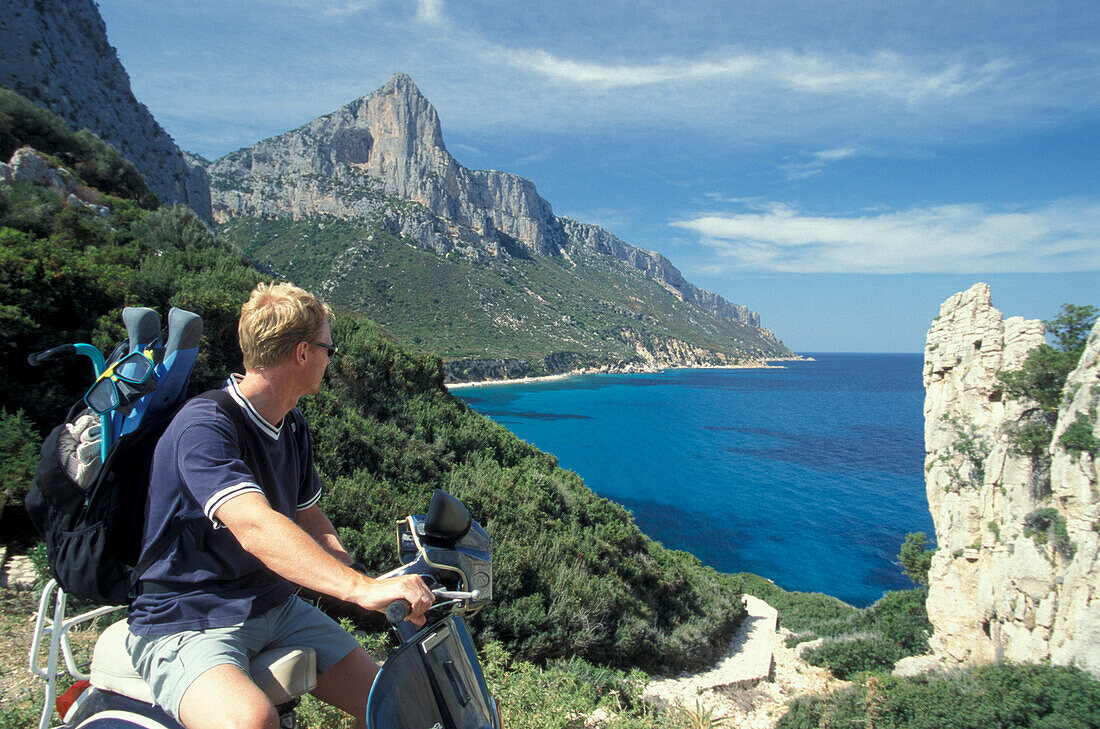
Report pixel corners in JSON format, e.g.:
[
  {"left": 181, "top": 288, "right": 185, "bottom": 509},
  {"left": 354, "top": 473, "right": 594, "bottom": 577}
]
[
  {"left": 296, "top": 504, "right": 352, "bottom": 566},
  {"left": 216, "top": 492, "right": 434, "bottom": 622}
]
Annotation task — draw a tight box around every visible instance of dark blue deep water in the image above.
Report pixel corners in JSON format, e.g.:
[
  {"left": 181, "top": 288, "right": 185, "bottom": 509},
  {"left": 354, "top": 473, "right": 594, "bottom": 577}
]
[{"left": 455, "top": 353, "right": 932, "bottom": 607}]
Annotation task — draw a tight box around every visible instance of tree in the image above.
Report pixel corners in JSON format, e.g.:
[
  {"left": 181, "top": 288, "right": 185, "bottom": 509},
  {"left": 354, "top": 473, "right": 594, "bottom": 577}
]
[
  {"left": 1044, "top": 303, "right": 1098, "bottom": 353},
  {"left": 899, "top": 532, "right": 934, "bottom": 587},
  {"left": 998, "top": 303, "right": 1098, "bottom": 456},
  {"left": 131, "top": 203, "right": 223, "bottom": 252}
]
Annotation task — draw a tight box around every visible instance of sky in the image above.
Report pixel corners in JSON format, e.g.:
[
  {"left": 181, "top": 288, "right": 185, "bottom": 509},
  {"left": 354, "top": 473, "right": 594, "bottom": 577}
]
[{"left": 93, "top": 0, "right": 1100, "bottom": 352}]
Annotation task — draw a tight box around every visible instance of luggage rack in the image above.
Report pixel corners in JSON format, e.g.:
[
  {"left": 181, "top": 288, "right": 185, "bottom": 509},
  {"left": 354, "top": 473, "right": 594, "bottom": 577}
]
[{"left": 29, "top": 579, "right": 123, "bottom": 729}]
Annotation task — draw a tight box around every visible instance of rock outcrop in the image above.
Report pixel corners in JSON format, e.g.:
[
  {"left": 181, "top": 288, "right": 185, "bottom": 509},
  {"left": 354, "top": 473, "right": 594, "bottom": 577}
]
[
  {"left": 923, "top": 283, "right": 1100, "bottom": 677},
  {"left": 207, "top": 73, "right": 763, "bottom": 328},
  {"left": 5, "top": 146, "right": 110, "bottom": 216},
  {"left": 0, "top": 0, "right": 211, "bottom": 220}
]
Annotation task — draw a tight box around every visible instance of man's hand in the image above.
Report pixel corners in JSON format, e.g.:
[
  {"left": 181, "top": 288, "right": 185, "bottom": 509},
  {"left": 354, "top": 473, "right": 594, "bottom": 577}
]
[{"left": 348, "top": 573, "right": 436, "bottom": 626}]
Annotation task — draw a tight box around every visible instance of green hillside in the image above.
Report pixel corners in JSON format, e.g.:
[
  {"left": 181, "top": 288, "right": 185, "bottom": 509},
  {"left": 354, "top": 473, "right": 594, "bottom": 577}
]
[{"left": 218, "top": 215, "right": 792, "bottom": 379}]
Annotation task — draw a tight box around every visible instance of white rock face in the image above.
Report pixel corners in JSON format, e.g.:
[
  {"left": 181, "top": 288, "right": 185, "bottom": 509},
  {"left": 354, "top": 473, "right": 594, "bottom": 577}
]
[
  {"left": 924, "top": 283, "right": 1100, "bottom": 676},
  {"left": 0, "top": 0, "right": 210, "bottom": 219}
]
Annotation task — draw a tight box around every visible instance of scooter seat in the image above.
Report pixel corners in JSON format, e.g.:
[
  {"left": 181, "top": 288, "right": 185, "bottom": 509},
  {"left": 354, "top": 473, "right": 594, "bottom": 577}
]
[{"left": 90, "top": 619, "right": 318, "bottom": 706}]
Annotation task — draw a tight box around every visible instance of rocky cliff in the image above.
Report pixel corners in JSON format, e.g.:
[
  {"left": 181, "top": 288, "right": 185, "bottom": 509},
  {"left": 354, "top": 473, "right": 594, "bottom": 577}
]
[
  {"left": 0, "top": 0, "right": 211, "bottom": 220},
  {"left": 560, "top": 218, "right": 761, "bottom": 327},
  {"left": 207, "top": 73, "right": 762, "bottom": 328},
  {"left": 923, "top": 283, "right": 1099, "bottom": 677}
]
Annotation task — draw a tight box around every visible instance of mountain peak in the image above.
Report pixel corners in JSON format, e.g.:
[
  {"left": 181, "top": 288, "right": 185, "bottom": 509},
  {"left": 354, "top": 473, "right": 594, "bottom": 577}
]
[
  {"left": 353, "top": 72, "right": 445, "bottom": 153},
  {"left": 384, "top": 72, "right": 419, "bottom": 94}
]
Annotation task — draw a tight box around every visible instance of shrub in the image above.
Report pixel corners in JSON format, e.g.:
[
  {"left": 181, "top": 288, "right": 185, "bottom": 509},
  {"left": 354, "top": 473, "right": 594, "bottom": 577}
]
[
  {"left": 1059, "top": 410, "right": 1099, "bottom": 459},
  {"left": 1023, "top": 508, "right": 1074, "bottom": 560},
  {"left": 801, "top": 636, "right": 903, "bottom": 680},
  {"left": 478, "top": 641, "right": 662, "bottom": 729},
  {"left": 131, "top": 203, "right": 223, "bottom": 253},
  {"left": 778, "top": 663, "right": 1100, "bottom": 729},
  {"left": 937, "top": 415, "right": 990, "bottom": 488},
  {"left": 0, "top": 409, "right": 40, "bottom": 517},
  {"left": 899, "top": 532, "right": 934, "bottom": 588}
]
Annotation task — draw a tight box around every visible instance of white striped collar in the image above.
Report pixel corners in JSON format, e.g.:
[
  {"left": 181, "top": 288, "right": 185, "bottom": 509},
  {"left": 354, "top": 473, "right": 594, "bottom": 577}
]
[{"left": 226, "top": 374, "right": 282, "bottom": 441}]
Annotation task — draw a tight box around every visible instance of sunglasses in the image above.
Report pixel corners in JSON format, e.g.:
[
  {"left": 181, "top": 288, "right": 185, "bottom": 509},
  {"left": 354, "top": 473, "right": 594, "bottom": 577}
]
[
  {"left": 309, "top": 340, "right": 339, "bottom": 357},
  {"left": 84, "top": 351, "right": 156, "bottom": 415}
]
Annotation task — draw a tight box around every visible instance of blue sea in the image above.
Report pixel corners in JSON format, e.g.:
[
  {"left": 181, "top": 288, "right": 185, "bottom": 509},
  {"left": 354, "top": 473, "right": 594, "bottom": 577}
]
[{"left": 455, "top": 353, "right": 932, "bottom": 608}]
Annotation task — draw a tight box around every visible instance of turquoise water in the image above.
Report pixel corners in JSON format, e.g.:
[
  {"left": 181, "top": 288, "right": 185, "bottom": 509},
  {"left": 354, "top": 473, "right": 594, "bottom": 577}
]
[{"left": 455, "top": 353, "right": 932, "bottom": 607}]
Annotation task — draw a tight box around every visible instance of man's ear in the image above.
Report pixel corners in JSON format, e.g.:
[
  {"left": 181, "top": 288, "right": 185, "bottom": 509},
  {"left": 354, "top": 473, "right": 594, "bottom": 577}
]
[{"left": 294, "top": 340, "right": 310, "bottom": 365}]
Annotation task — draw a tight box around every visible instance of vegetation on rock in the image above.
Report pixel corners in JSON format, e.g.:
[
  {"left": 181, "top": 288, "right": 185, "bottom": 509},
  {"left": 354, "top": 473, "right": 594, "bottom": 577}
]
[
  {"left": 998, "top": 303, "right": 1098, "bottom": 458},
  {"left": 1023, "top": 508, "right": 1075, "bottom": 560}
]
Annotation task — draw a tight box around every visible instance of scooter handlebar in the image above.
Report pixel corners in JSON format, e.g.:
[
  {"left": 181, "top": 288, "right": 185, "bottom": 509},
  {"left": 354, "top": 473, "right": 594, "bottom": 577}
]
[
  {"left": 27, "top": 344, "right": 77, "bottom": 366},
  {"left": 385, "top": 600, "right": 411, "bottom": 625}
]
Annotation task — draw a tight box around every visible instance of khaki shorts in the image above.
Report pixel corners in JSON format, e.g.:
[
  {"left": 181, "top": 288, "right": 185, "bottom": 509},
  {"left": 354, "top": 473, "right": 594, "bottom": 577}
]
[{"left": 126, "top": 595, "right": 360, "bottom": 723}]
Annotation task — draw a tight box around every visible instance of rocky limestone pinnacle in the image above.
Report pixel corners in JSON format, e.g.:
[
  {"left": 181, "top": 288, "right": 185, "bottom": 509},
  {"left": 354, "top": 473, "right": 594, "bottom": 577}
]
[
  {"left": 923, "top": 282, "right": 1100, "bottom": 677},
  {"left": 208, "top": 72, "right": 565, "bottom": 257}
]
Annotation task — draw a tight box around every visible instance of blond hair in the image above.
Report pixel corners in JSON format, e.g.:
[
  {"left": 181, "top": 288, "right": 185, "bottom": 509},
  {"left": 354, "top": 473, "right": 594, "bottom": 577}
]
[{"left": 238, "top": 283, "right": 334, "bottom": 370}]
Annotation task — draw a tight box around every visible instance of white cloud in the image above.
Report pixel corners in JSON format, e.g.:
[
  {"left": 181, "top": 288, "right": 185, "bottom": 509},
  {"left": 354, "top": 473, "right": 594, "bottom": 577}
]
[
  {"left": 781, "top": 147, "right": 859, "bottom": 179},
  {"left": 509, "top": 50, "right": 762, "bottom": 88},
  {"left": 670, "top": 200, "right": 1100, "bottom": 273},
  {"left": 507, "top": 47, "right": 1011, "bottom": 104},
  {"left": 269, "top": 0, "right": 379, "bottom": 15}
]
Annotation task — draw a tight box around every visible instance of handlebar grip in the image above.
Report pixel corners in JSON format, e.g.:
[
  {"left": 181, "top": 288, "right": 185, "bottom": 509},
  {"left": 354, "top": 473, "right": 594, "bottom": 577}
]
[
  {"left": 385, "top": 600, "right": 411, "bottom": 625},
  {"left": 28, "top": 344, "right": 77, "bottom": 366}
]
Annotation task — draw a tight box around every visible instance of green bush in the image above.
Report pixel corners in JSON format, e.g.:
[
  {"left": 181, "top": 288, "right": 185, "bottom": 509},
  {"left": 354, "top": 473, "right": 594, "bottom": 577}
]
[
  {"left": 131, "top": 203, "right": 224, "bottom": 253},
  {"left": 801, "top": 636, "right": 903, "bottom": 679},
  {"left": 478, "top": 641, "right": 665, "bottom": 729},
  {"left": 0, "top": 409, "right": 39, "bottom": 517},
  {"left": 778, "top": 663, "right": 1100, "bottom": 729},
  {"left": 899, "top": 532, "right": 934, "bottom": 588},
  {"left": 1023, "top": 508, "right": 1074, "bottom": 560},
  {"left": 1059, "top": 411, "right": 1099, "bottom": 459},
  {"left": 794, "top": 589, "right": 931, "bottom": 680}
]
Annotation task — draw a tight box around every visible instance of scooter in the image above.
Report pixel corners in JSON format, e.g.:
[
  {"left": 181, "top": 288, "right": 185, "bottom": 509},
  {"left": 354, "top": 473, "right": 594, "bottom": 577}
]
[{"left": 28, "top": 490, "right": 501, "bottom": 729}]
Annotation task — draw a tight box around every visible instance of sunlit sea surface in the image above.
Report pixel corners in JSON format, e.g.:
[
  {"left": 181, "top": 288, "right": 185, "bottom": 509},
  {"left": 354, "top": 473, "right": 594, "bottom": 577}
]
[{"left": 455, "top": 353, "right": 932, "bottom": 607}]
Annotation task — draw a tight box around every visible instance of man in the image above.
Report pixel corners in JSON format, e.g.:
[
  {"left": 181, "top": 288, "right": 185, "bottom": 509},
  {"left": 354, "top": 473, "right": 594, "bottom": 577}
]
[{"left": 126, "top": 282, "right": 434, "bottom": 729}]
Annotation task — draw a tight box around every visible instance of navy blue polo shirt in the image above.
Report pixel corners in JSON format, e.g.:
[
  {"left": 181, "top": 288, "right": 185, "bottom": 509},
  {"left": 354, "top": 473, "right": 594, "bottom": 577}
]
[{"left": 128, "top": 375, "right": 323, "bottom": 636}]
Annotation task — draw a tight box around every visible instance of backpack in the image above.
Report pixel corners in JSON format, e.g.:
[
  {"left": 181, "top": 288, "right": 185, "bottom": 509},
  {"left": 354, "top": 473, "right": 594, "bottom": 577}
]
[
  {"left": 26, "top": 402, "right": 184, "bottom": 605},
  {"left": 23, "top": 306, "right": 221, "bottom": 605}
]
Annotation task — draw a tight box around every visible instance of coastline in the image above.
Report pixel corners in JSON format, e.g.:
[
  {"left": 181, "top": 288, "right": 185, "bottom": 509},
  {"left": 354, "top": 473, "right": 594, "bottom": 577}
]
[{"left": 445, "top": 356, "right": 811, "bottom": 390}]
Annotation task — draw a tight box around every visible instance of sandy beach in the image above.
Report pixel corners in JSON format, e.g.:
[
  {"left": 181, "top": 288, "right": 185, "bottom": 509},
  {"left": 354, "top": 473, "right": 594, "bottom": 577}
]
[{"left": 444, "top": 357, "right": 809, "bottom": 390}]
